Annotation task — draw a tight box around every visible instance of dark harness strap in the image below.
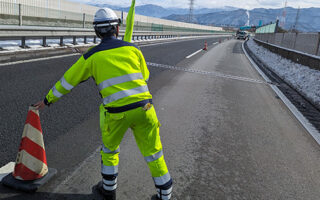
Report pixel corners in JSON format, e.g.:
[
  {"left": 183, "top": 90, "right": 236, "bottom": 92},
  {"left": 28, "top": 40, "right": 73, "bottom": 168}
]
[{"left": 105, "top": 99, "right": 152, "bottom": 113}]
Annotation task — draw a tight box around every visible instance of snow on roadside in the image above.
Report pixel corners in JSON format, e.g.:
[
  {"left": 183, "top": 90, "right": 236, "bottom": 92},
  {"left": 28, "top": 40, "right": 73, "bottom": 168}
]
[{"left": 247, "top": 38, "right": 320, "bottom": 107}]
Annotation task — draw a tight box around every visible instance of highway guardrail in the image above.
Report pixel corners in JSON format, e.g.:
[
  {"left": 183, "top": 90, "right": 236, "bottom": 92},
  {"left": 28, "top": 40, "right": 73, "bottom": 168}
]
[
  {"left": 253, "top": 37, "right": 320, "bottom": 71},
  {"left": 0, "top": 25, "right": 219, "bottom": 48}
]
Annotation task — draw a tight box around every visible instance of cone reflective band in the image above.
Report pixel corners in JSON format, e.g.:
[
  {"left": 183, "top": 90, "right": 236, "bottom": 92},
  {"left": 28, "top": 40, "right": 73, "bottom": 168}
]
[{"left": 13, "top": 106, "right": 48, "bottom": 180}]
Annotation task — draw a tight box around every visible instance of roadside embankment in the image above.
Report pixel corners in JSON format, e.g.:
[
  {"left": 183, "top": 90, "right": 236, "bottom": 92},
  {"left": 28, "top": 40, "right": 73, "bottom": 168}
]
[
  {"left": 253, "top": 37, "right": 320, "bottom": 71},
  {"left": 247, "top": 38, "right": 320, "bottom": 110}
]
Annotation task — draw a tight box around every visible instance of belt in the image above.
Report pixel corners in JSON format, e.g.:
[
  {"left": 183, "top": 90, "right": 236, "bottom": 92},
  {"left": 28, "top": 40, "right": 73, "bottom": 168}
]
[{"left": 105, "top": 99, "right": 153, "bottom": 113}]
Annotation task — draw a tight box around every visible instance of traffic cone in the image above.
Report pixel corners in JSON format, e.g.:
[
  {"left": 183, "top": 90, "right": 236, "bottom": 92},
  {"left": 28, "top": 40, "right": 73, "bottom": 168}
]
[
  {"left": 203, "top": 41, "right": 208, "bottom": 51},
  {"left": 1, "top": 106, "right": 57, "bottom": 192},
  {"left": 13, "top": 106, "right": 48, "bottom": 180}
]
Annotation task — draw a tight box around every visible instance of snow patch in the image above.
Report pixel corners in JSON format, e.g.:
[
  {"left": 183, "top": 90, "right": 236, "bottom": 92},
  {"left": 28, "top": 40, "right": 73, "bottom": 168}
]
[{"left": 247, "top": 38, "right": 320, "bottom": 107}]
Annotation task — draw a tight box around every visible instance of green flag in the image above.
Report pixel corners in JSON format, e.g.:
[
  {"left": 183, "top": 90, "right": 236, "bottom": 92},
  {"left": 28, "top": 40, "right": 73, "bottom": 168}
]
[{"left": 124, "top": 0, "right": 136, "bottom": 42}]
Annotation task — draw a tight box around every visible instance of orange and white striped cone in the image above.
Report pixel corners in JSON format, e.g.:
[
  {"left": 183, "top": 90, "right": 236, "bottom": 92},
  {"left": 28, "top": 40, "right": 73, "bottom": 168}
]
[
  {"left": 203, "top": 41, "right": 208, "bottom": 51},
  {"left": 1, "top": 106, "right": 57, "bottom": 192},
  {"left": 13, "top": 106, "right": 48, "bottom": 180}
]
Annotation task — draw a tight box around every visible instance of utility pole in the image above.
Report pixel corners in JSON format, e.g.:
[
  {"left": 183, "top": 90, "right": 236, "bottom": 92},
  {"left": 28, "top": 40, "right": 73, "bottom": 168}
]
[
  {"left": 189, "top": 0, "right": 194, "bottom": 23},
  {"left": 292, "top": 7, "right": 300, "bottom": 32}
]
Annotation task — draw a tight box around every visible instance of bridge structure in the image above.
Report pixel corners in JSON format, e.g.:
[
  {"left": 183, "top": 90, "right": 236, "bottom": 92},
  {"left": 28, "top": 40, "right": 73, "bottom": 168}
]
[{"left": 0, "top": 1, "right": 320, "bottom": 200}]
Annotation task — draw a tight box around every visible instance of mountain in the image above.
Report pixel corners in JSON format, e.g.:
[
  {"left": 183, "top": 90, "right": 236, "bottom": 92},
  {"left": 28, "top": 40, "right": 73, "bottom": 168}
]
[
  {"left": 85, "top": 2, "right": 320, "bottom": 32},
  {"left": 87, "top": 3, "right": 239, "bottom": 18},
  {"left": 164, "top": 7, "right": 320, "bottom": 32}
]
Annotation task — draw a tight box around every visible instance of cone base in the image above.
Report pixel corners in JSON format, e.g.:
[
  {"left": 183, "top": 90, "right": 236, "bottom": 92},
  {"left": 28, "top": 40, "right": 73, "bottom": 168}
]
[{"left": 1, "top": 168, "right": 57, "bottom": 193}]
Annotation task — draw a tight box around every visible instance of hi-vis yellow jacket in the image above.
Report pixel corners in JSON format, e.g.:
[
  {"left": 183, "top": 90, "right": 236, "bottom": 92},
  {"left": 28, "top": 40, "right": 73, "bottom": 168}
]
[{"left": 45, "top": 36, "right": 151, "bottom": 107}]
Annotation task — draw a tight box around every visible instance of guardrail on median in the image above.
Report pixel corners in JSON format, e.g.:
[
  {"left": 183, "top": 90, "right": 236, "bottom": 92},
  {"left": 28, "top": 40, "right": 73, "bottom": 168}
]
[
  {"left": 255, "top": 33, "right": 320, "bottom": 56},
  {"left": 253, "top": 37, "right": 320, "bottom": 70},
  {"left": 0, "top": 25, "right": 218, "bottom": 49}
]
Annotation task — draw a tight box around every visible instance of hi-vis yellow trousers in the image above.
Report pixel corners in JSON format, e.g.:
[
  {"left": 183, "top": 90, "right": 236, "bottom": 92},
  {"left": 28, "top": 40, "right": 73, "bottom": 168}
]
[{"left": 99, "top": 104, "right": 172, "bottom": 199}]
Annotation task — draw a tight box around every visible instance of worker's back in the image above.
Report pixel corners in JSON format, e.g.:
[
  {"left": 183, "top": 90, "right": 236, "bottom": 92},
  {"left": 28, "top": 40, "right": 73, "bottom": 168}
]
[{"left": 83, "top": 36, "right": 152, "bottom": 107}]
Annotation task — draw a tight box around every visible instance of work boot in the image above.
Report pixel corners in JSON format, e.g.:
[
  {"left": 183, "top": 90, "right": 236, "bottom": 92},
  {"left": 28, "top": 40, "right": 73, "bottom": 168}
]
[
  {"left": 95, "top": 181, "right": 116, "bottom": 200},
  {"left": 151, "top": 194, "right": 161, "bottom": 200}
]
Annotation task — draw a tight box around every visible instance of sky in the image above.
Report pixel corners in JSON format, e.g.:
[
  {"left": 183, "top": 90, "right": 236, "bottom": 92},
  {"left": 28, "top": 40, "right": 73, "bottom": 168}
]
[{"left": 69, "top": 0, "right": 320, "bottom": 9}]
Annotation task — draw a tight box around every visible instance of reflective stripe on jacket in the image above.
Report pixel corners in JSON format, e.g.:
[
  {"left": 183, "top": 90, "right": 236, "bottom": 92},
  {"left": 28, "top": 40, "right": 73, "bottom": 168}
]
[{"left": 45, "top": 36, "right": 151, "bottom": 107}]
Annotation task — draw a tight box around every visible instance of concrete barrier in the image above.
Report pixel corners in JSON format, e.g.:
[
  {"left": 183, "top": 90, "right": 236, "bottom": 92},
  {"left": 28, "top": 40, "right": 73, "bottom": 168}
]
[
  {"left": 294, "top": 33, "right": 319, "bottom": 55},
  {"left": 274, "top": 33, "right": 283, "bottom": 45},
  {"left": 253, "top": 38, "right": 320, "bottom": 71},
  {"left": 281, "top": 33, "right": 296, "bottom": 49},
  {"left": 256, "top": 32, "right": 320, "bottom": 57},
  {"left": 267, "top": 33, "right": 275, "bottom": 44}
]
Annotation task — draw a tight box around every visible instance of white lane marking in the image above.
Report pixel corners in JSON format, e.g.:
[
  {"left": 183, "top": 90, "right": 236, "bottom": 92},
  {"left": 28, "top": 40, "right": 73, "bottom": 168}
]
[
  {"left": 146, "top": 62, "right": 270, "bottom": 85},
  {"left": 138, "top": 35, "right": 224, "bottom": 48},
  {"left": 242, "top": 42, "right": 320, "bottom": 145},
  {"left": 186, "top": 49, "right": 203, "bottom": 59},
  {"left": 213, "top": 42, "right": 218, "bottom": 45},
  {"left": 0, "top": 53, "right": 80, "bottom": 67},
  {"left": 0, "top": 162, "right": 15, "bottom": 182},
  {"left": 139, "top": 40, "right": 190, "bottom": 47}
]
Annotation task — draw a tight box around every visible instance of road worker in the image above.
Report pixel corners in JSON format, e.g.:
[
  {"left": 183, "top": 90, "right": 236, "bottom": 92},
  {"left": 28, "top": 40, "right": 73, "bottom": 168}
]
[{"left": 34, "top": 5, "right": 172, "bottom": 200}]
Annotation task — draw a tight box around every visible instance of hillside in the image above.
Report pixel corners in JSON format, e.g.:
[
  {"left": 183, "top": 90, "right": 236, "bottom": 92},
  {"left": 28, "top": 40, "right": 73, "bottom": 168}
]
[
  {"left": 164, "top": 7, "right": 320, "bottom": 32},
  {"left": 86, "top": 2, "right": 320, "bottom": 32}
]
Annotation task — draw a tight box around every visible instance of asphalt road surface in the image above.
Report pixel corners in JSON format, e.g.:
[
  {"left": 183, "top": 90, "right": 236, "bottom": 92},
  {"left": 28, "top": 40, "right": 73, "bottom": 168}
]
[{"left": 1, "top": 37, "right": 320, "bottom": 200}]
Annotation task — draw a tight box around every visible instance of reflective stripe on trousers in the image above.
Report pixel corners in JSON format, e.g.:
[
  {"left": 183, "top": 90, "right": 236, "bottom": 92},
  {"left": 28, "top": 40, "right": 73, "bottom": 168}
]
[
  {"left": 101, "top": 145, "right": 119, "bottom": 191},
  {"left": 144, "top": 150, "right": 163, "bottom": 163},
  {"left": 101, "top": 164, "right": 118, "bottom": 175},
  {"left": 155, "top": 173, "right": 172, "bottom": 200},
  {"left": 102, "top": 145, "right": 120, "bottom": 154}
]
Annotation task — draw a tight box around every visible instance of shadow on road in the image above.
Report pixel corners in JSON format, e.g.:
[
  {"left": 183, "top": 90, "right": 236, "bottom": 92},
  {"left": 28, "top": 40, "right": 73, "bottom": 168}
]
[
  {"left": 0, "top": 185, "right": 160, "bottom": 200},
  {"left": 0, "top": 184, "right": 103, "bottom": 200}
]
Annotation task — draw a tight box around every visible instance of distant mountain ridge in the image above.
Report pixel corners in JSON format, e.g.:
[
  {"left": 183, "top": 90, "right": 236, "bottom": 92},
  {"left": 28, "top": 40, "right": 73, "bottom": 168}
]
[
  {"left": 87, "top": 2, "right": 320, "bottom": 32},
  {"left": 88, "top": 3, "right": 239, "bottom": 18},
  {"left": 164, "top": 7, "right": 320, "bottom": 32}
]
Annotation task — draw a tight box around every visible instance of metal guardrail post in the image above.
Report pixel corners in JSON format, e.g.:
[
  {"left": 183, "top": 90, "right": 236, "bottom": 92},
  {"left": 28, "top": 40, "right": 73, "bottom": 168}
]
[
  {"left": 73, "top": 36, "right": 77, "bottom": 45},
  {"left": 93, "top": 36, "right": 97, "bottom": 44},
  {"left": 84, "top": 36, "right": 87, "bottom": 44},
  {"left": 121, "top": 11, "right": 124, "bottom": 24},
  {"left": 60, "top": 36, "right": 64, "bottom": 46},
  {"left": 19, "top": 4, "right": 22, "bottom": 26},
  {"left": 83, "top": 13, "right": 86, "bottom": 28},
  {"left": 42, "top": 36, "right": 47, "bottom": 47},
  {"left": 20, "top": 37, "right": 27, "bottom": 48}
]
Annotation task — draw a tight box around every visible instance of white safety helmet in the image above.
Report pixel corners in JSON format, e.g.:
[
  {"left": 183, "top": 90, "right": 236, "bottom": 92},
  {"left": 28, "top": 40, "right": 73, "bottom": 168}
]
[{"left": 93, "top": 8, "right": 121, "bottom": 37}]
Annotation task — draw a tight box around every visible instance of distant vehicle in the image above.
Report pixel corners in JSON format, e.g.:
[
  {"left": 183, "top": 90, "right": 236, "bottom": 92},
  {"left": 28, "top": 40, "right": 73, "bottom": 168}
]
[{"left": 236, "top": 31, "right": 248, "bottom": 40}]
